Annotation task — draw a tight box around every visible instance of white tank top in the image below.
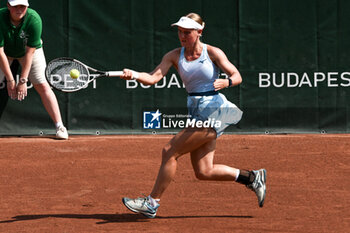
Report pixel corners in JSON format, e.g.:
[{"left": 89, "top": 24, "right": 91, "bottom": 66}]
[{"left": 178, "top": 44, "right": 219, "bottom": 93}]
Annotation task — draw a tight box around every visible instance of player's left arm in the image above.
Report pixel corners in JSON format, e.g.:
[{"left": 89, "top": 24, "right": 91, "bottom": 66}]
[{"left": 208, "top": 45, "right": 242, "bottom": 91}]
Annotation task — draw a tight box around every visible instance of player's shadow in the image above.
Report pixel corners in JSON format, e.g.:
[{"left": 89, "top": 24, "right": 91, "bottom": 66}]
[{"left": 0, "top": 213, "right": 253, "bottom": 224}]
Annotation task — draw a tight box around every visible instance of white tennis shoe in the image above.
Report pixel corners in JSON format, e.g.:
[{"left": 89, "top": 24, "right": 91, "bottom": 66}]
[
  {"left": 247, "top": 169, "right": 266, "bottom": 207},
  {"left": 122, "top": 196, "right": 159, "bottom": 218},
  {"left": 56, "top": 126, "right": 68, "bottom": 140}
]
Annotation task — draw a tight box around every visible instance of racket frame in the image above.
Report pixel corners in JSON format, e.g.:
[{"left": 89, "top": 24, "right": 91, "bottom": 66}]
[{"left": 45, "top": 57, "right": 124, "bottom": 92}]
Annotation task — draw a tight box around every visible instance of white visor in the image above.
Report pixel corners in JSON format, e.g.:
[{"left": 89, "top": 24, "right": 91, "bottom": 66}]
[
  {"left": 171, "top": 16, "right": 204, "bottom": 30},
  {"left": 8, "top": 0, "right": 29, "bottom": 6}
]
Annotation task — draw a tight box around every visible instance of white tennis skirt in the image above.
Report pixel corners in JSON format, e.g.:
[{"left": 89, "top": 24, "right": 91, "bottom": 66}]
[{"left": 187, "top": 93, "right": 243, "bottom": 137}]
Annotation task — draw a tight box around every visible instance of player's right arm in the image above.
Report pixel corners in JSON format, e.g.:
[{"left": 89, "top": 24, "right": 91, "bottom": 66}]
[
  {"left": 121, "top": 48, "right": 180, "bottom": 85},
  {"left": 0, "top": 47, "right": 16, "bottom": 99}
]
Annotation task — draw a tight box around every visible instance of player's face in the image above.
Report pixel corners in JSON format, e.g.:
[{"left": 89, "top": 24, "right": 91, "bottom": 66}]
[
  {"left": 7, "top": 4, "right": 28, "bottom": 23},
  {"left": 177, "top": 27, "right": 202, "bottom": 47}
]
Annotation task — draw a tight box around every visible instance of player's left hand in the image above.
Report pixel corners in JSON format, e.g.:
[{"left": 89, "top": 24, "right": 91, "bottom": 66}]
[
  {"left": 213, "top": 79, "right": 229, "bottom": 91},
  {"left": 16, "top": 82, "right": 27, "bottom": 101}
]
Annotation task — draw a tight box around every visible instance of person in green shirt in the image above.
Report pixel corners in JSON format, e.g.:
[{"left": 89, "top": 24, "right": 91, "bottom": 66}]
[{"left": 0, "top": 0, "right": 68, "bottom": 139}]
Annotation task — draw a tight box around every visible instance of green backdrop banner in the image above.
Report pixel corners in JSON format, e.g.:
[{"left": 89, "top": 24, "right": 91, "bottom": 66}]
[{"left": 0, "top": 0, "right": 349, "bottom": 135}]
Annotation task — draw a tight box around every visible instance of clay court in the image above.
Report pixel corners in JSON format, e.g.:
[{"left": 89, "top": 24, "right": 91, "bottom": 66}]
[{"left": 0, "top": 134, "right": 349, "bottom": 232}]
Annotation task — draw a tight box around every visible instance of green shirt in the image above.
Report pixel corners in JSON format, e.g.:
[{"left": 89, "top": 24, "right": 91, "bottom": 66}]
[{"left": 0, "top": 8, "right": 42, "bottom": 58}]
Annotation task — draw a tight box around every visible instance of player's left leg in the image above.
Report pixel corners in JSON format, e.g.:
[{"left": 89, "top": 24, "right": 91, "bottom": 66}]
[
  {"left": 33, "top": 83, "right": 68, "bottom": 139},
  {"left": 190, "top": 140, "right": 266, "bottom": 207},
  {"left": 23, "top": 48, "right": 68, "bottom": 139},
  {"left": 190, "top": 139, "right": 239, "bottom": 181},
  {"left": 33, "top": 83, "right": 62, "bottom": 123}
]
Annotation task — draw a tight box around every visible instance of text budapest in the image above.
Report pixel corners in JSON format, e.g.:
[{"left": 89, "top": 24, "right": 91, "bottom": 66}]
[{"left": 259, "top": 72, "right": 350, "bottom": 88}]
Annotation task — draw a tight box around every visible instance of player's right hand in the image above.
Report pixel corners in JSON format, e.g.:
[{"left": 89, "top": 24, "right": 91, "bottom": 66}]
[
  {"left": 120, "top": 69, "right": 134, "bottom": 80},
  {"left": 7, "top": 80, "right": 17, "bottom": 100},
  {"left": 121, "top": 69, "right": 139, "bottom": 80}
]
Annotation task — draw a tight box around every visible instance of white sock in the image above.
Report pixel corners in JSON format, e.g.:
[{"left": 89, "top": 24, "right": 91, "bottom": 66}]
[
  {"left": 55, "top": 122, "right": 63, "bottom": 129},
  {"left": 235, "top": 169, "right": 240, "bottom": 181},
  {"left": 148, "top": 195, "right": 160, "bottom": 207}
]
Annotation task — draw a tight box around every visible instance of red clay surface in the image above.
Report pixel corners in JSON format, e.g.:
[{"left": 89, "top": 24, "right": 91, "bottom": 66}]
[{"left": 0, "top": 134, "right": 349, "bottom": 232}]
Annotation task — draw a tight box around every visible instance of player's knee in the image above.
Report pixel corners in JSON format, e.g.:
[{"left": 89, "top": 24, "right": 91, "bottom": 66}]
[
  {"left": 198, "top": 127, "right": 216, "bottom": 140},
  {"left": 194, "top": 169, "right": 212, "bottom": 180},
  {"left": 161, "top": 145, "right": 173, "bottom": 162},
  {"left": 34, "top": 83, "right": 53, "bottom": 95},
  {"left": 207, "top": 128, "right": 217, "bottom": 140},
  {"left": 161, "top": 144, "right": 181, "bottom": 164}
]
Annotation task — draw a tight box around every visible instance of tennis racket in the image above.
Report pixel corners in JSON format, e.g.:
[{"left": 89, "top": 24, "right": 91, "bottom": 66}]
[{"left": 45, "top": 57, "right": 135, "bottom": 92}]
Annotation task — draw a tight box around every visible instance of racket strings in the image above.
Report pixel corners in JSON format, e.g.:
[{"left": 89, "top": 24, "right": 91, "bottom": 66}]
[{"left": 46, "top": 59, "right": 90, "bottom": 91}]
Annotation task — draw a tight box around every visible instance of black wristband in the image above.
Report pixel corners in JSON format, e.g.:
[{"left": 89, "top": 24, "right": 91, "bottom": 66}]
[{"left": 228, "top": 78, "right": 232, "bottom": 87}]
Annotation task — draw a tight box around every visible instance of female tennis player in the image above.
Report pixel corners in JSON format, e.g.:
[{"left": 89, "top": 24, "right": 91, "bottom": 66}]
[
  {"left": 0, "top": 0, "right": 68, "bottom": 139},
  {"left": 120, "top": 13, "right": 266, "bottom": 218}
]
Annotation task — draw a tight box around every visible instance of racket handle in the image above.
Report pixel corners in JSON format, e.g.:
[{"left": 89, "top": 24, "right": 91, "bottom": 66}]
[
  {"left": 106, "top": 71, "right": 139, "bottom": 79},
  {"left": 107, "top": 71, "right": 124, "bottom": 77}
]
